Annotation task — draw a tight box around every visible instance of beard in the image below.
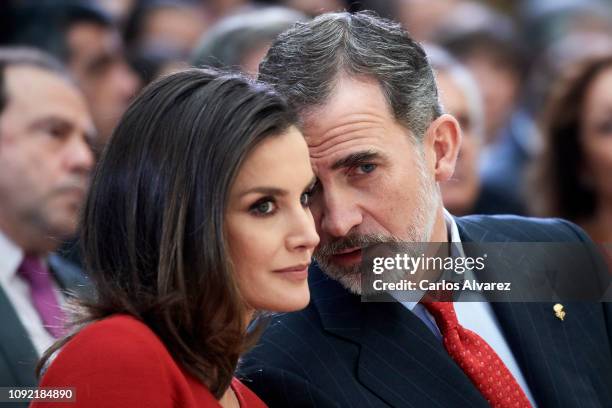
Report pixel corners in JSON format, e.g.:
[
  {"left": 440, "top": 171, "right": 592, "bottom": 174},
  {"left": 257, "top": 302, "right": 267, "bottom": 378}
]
[{"left": 313, "top": 153, "right": 440, "bottom": 295}]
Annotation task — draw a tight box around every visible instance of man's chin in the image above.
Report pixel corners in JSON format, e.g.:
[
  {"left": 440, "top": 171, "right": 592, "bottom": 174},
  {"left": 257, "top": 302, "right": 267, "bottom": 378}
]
[{"left": 315, "top": 259, "right": 363, "bottom": 295}]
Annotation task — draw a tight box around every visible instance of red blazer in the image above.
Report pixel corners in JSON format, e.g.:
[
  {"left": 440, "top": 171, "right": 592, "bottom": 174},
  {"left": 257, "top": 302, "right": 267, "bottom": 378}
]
[{"left": 31, "top": 315, "right": 266, "bottom": 407}]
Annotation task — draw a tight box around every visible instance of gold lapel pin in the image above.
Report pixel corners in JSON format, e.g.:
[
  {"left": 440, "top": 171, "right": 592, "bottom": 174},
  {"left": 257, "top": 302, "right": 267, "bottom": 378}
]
[{"left": 553, "top": 303, "right": 566, "bottom": 321}]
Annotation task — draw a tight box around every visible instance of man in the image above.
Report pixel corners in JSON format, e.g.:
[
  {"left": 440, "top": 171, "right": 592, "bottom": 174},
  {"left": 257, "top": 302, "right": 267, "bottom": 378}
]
[
  {"left": 427, "top": 44, "right": 484, "bottom": 216},
  {"left": 239, "top": 12, "right": 612, "bottom": 407},
  {"left": 15, "top": 2, "right": 139, "bottom": 148},
  {"left": 0, "top": 48, "right": 95, "bottom": 392}
]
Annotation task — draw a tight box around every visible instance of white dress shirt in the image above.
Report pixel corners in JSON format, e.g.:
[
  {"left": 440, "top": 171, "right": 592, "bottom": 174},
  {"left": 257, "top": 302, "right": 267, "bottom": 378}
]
[
  {"left": 0, "top": 230, "right": 61, "bottom": 356},
  {"left": 394, "top": 210, "right": 537, "bottom": 406}
]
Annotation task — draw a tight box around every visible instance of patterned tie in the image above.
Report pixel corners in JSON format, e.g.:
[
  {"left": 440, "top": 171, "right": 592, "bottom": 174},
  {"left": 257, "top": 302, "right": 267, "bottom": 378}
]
[
  {"left": 422, "top": 301, "right": 532, "bottom": 408},
  {"left": 17, "top": 256, "right": 65, "bottom": 338}
]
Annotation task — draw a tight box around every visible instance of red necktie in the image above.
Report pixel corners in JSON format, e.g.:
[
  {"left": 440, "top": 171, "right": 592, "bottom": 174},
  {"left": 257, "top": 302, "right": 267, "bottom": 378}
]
[
  {"left": 422, "top": 301, "right": 532, "bottom": 408},
  {"left": 17, "top": 256, "right": 66, "bottom": 338}
]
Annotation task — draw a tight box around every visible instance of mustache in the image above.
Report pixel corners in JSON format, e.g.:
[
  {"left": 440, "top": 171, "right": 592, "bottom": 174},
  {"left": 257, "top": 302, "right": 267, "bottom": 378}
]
[
  {"left": 51, "top": 177, "right": 89, "bottom": 195},
  {"left": 315, "top": 233, "right": 400, "bottom": 257}
]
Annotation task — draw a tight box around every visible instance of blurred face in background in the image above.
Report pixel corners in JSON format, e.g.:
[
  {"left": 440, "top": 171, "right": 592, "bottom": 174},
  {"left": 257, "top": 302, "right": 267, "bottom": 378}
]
[
  {"left": 67, "top": 22, "right": 140, "bottom": 146},
  {"left": 282, "top": 0, "right": 345, "bottom": 16},
  {"left": 140, "top": 5, "right": 209, "bottom": 52},
  {"left": 580, "top": 65, "right": 612, "bottom": 205},
  {"left": 226, "top": 127, "right": 319, "bottom": 313},
  {"left": 0, "top": 66, "right": 95, "bottom": 253},
  {"left": 463, "top": 50, "right": 520, "bottom": 144},
  {"left": 438, "top": 70, "right": 482, "bottom": 215},
  {"left": 397, "top": 0, "right": 460, "bottom": 42}
]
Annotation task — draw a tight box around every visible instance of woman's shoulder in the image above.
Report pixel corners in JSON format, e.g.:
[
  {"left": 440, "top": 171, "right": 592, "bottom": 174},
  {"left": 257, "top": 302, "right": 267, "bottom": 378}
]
[
  {"left": 38, "top": 314, "right": 218, "bottom": 407},
  {"left": 231, "top": 378, "right": 268, "bottom": 408},
  {"left": 56, "top": 314, "right": 170, "bottom": 365},
  {"left": 40, "top": 315, "right": 179, "bottom": 389}
]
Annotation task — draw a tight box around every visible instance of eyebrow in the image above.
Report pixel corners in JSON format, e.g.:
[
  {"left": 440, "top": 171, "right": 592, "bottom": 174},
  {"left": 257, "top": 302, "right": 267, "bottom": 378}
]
[
  {"left": 240, "top": 175, "right": 318, "bottom": 198},
  {"left": 30, "top": 116, "right": 97, "bottom": 145},
  {"left": 331, "top": 150, "right": 381, "bottom": 170}
]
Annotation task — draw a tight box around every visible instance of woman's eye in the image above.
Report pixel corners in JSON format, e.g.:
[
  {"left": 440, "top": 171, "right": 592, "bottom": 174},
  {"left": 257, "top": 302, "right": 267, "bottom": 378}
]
[
  {"left": 356, "top": 163, "right": 376, "bottom": 174},
  {"left": 300, "top": 191, "right": 311, "bottom": 207},
  {"left": 250, "top": 200, "right": 276, "bottom": 216}
]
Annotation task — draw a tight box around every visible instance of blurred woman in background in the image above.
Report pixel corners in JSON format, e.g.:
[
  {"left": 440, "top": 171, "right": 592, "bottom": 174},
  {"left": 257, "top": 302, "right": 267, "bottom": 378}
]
[
  {"left": 32, "top": 68, "right": 319, "bottom": 407},
  {"left": 531, "top": 54, "right": 612, "bottom": 243}
]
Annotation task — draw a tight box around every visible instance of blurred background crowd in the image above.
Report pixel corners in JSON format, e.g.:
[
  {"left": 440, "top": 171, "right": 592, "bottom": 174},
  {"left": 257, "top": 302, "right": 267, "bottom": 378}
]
[
  {"left": 6, "top": 0, "right": 612, "bottom": 249},
  {"left": 2, "top": 0, "right": 612, "bottom": 245}
]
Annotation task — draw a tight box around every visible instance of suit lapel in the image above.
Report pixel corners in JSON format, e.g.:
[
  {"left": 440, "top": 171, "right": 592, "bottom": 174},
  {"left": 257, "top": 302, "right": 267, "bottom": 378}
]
[
  {"left": 0, "top": 286, "right": 38, "bottom": 386},
  {"left": 456, "top": 217, "right": 610, "bottom": 407},
  {"left": 310, "top": 266, "right": 489, "bottom": 407}
]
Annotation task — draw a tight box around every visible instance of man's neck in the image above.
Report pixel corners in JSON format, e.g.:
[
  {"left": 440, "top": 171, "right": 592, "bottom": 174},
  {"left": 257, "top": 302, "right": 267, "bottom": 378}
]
[{"left": 429, "top": 207, "right": 450, "bottom": 243}]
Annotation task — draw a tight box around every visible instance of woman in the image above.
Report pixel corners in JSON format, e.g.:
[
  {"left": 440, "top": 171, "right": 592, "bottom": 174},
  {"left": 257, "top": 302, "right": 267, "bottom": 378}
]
[
  {"left": 32, "top": 68, "right": 319, "bottom": 407},
  {"left": 531, "top": 54, "right": 612, "bottom": 243}
]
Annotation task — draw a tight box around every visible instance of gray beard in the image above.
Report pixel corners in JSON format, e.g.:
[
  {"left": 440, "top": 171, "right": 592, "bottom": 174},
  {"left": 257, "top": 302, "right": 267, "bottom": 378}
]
[{"left": 314, "top": 159, "right": 439, "bottom": 295}]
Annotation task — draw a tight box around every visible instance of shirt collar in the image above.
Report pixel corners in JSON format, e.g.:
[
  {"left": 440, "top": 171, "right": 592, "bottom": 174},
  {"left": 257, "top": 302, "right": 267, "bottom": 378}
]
[
  {"left": 391, "top": 209, "right": 464, "bottom": 310},
  {"left": 0, "top": 229, "right": 24, "bottom": 285}
]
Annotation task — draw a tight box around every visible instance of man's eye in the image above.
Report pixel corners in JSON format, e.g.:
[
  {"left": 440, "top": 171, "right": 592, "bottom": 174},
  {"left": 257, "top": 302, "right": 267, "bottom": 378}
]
[
  {"left": 250, "top": 200, "right": 276, "bottom": 216},
  {"left": 357, "top": 164, "right": 376, "bottom": 174}
]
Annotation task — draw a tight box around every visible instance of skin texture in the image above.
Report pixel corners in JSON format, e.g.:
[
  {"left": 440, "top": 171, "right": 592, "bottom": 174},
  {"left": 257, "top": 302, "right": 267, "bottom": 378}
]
[
  {"left": 0, "top": 66, "right": 95, "bottom": 255},
  {"left": 579, "top": 66, "right": 612, "bottom": 242},
  {"left": 303, "top": 74, "right": 461, "bottom": 293},
  {"left": 438, "top": 71, "right": 482, "bottom": 216},
  {"left": 226, "top": 126, "right": 320, "bottom": 312},
  {"left": 67, "top": 22, "right": 140, "bottom": 145}
]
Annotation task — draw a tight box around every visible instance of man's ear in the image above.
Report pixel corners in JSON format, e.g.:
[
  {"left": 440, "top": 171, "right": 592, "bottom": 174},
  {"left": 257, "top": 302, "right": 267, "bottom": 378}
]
[{"left": 424, "top": 114, "right": 462, "bottom": 183}]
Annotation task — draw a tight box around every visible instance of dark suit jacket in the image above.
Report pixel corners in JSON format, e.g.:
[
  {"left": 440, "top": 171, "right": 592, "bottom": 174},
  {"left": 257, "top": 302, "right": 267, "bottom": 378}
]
[
  {"left": 239, "top": 215, "right": 612, "bottom": 407},
  {"left": 0, "top": 254, "right": 89, "bottom": 393}
]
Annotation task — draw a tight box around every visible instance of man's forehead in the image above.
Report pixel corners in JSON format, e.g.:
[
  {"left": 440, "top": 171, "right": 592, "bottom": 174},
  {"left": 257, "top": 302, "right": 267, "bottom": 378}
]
[
  {"left": 301, "top": 75, "right": 399, "bottom": 135},
  {"left": 6, "top": 65, "right": 74, "bottom": 97},
  {"left": 4, "top": 66, "right": 93, "bottom": 130}
]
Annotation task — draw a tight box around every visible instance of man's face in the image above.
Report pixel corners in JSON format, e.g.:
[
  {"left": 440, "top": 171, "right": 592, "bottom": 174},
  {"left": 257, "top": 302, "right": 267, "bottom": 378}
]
[
  {"left": 67, "top": 22, "right": 140, "bottom": 145},
  {"left": 0, "top": 66, "right": 95, "bottom": 252},
  {"left": 304, "top": 75, "right": 441, "bottom": 293}
]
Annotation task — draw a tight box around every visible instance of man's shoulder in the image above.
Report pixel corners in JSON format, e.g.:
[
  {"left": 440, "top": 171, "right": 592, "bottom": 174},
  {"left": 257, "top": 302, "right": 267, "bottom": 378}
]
[
  {"left": 455, "top": 214, "right": 589, "bottom": 243},
  {"left": 48, "top": 253, "right": 92, "bottom": 298}
]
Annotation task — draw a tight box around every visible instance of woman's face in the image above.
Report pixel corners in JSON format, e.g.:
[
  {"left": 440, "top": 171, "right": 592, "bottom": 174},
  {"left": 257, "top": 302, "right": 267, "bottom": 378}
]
[
  {"left": 226, "top": 126, "right": 320, "bottom": 312},
  {"left": 580, "top": 66, "right": 612, "bottom": 204}
]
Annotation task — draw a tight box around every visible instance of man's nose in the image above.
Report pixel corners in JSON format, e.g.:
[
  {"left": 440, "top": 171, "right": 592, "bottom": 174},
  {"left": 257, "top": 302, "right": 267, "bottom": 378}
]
[
  {"left": 64, "top": 133, "right": 94, "bottom": 175},
  {"left": 319, "top": 190, "right": 363, "bottom": 238}
]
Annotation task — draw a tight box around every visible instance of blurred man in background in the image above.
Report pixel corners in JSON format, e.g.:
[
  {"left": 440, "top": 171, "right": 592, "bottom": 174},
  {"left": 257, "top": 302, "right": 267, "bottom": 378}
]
[
  {"left": 14, "top": 2, "right": 140, "bottom": 150},
  {"left": 0, "top": 48, "right": 94, "bottom": 393},
  {"left": 427, "top": 45, "right": 485, "bottom": 216},
  {"left": 192, "top": 6, "right": 307, "bottom": 76}
]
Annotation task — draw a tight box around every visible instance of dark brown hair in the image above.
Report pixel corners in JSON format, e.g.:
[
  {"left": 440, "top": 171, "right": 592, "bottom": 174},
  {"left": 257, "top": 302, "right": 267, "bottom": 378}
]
[
  {"left": 38, "top": 68, "right": 297, "bottom": 397},
  {"left": 531, "top": 54, "right": 612, "bottom": 221}
]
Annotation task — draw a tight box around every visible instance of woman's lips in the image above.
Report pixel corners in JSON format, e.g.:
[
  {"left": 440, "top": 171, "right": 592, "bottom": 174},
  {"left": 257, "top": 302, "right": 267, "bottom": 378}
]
[
  {"left": 274, "top": 264, "right": 310, "bottom": 281},
  {"left": 330, "top": 247, "right": 362, "bottom": 267}
]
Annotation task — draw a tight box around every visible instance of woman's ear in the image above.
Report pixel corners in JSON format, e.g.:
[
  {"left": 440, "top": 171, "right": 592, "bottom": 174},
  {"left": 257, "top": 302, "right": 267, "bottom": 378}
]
[{"left": 423, "top": 113, "right": 462, "bottom": 183}]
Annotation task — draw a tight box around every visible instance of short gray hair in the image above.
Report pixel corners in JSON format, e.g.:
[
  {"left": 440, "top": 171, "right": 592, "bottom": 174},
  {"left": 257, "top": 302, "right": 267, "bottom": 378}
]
[
  {"left": 191, "top": 7, "right": 308, "bottom": 71},
  {"left": 259, "top": 11, "right": 442, "bottom": 140}
]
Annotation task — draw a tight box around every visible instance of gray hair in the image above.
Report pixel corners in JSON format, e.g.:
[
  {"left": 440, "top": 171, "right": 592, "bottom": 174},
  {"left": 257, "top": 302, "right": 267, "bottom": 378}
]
[
  {"left": 259, "top": 11, "right": 443, "bottom": 140},
  {"left": 191, "top": 7, "right": 308, "bottom": 71}
]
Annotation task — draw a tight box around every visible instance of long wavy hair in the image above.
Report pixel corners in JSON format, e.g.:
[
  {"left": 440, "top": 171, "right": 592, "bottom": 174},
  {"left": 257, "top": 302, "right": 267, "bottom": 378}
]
[
  {"left": 38, "top": 68, "right": 298, "bottom": 397},
  {"left": 531, "top": 54, "right": 612, "bottom": 221}
]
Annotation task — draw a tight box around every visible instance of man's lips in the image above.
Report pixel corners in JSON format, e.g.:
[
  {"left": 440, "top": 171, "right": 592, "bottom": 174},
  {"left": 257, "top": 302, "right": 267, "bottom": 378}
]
[{"left": 330, "top": 247, "right": 362, "bottom": 267}]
